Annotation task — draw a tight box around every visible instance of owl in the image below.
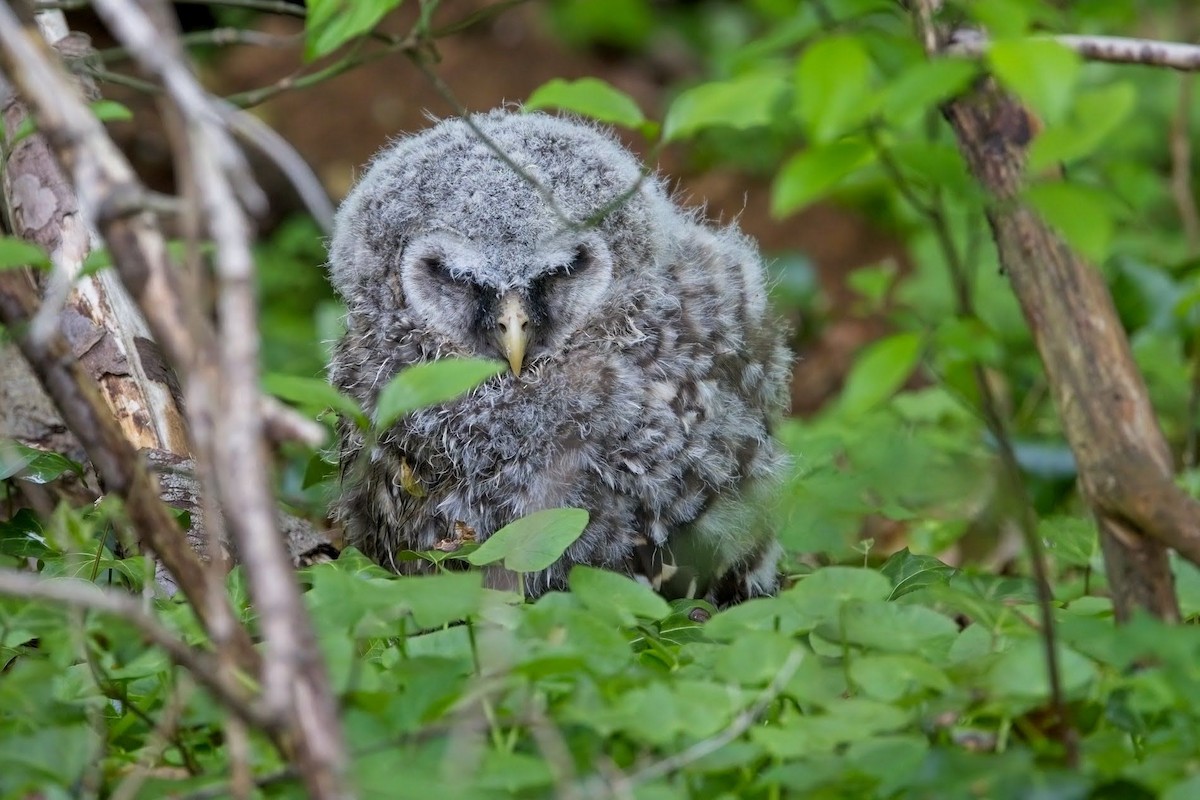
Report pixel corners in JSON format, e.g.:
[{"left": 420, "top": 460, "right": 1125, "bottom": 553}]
[{"left": 327, "top": 109, "right": 791, "bottom": 607}]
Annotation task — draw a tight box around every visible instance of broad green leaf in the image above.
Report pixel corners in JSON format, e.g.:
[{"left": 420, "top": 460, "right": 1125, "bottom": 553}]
[
  {"left": 467, "top": 508, "right": 589, "bottom": 572},
  {"left": 262, "top": 373, "right": 367, "bottom": 428},
  {"left": 0, "top": 509, "right": 49, "bottom": 558},
  {"left": 1028, "top": 83, "right": 1136, "bottom": 171},
  {"left": 835, "top": 332, "right": 923, "bottom": 417},
  {"left": 1038, "top": 516, "right": 1097, "bottom": 569},
  {"left": 818, "top": 599, "right": 959, "bottom": 656},
  {"left": 525, "top": 77, "right": 647, "bottom": 131},
  {"left": 984, "top": 639, "right": 1096, "bottom": 699},
  {"left": 662, "top": 70, "right": 788, "bottom": 141},
  {"left": 374, "top": 357, "right": 505, "bottom": 430},
  {"left": 752, "top": 698, "right": 909, "bottom": 758},
  {"left": 1023, "top": 181, "right": 1113, "bottom": 263},
  {"left": 0, "top": 441, "right": 83, "bottom": 483},
  {"left": 850, "top": 654, "right": 952, "bottom": 701},
  {"left": 879, "top": 58, "right": 978, "bottom": 125},
  {"left": 988, "top": 38, "right": 1080, "bottom": 124},
  {"left": 305, "top": 0, "right": 403, "bottom": 60},
  {"left": 879, "top": 548, "right": 957, "bottom": 599},
  {"left": 0, "top": 237, "right": 50, "bottom": 271},
  {"left": 569, "top": 565, "right": 670, "bottom": 624},
  {"left": 784, "top": 567, "right": 891, "bottom": 627},
  {"left": 306, "top": 565, "right": 482, "bottom": 634},
  {"left": 771, "top": 137, "right": 874, "bottom": 216},
  {"left": 794, "top": 36, "right": 874, "bottom": 143}
]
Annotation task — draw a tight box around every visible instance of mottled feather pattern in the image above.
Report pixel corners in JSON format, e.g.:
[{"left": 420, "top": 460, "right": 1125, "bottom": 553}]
[{"left": 328, "top": 110, "right": 791, "bottom": 607}]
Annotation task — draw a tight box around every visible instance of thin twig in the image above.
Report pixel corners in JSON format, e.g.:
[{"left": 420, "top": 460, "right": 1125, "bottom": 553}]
[
  {"left": 949, "top": 29, "right": 1200, "bottom": 72},
  {"left": 89, "top": 2, "right": 350, "bottom": 796},
  {"left": 911, "top": 0, "right": 1079, "bottom": 768},
  {"left": 0, "top": 568, "right": 273, "bottom": 730},
  {"left": 591, "top": 649, "right": 804, "bottom": 796}
]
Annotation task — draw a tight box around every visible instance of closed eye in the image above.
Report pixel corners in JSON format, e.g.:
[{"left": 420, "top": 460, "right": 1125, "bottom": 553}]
[
  {"left": 545, "top": 245, "right": 591, "bottom": 279},
  {"left": 420, "top": 255, "right": 474, "bottom": 286}
]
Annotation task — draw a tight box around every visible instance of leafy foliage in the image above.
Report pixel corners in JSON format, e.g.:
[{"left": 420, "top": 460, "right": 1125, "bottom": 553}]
[{"left": 4, "top": 0, "right": 1200, "bottom": 797}]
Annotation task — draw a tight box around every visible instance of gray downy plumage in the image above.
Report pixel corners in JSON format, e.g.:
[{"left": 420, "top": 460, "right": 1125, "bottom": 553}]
[{"left": 327, "top": 109, "right": 792, "bottom": 606}]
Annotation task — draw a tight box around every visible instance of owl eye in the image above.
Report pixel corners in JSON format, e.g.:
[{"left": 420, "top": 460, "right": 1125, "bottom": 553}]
[
  {"left": 419, "top": 255, "right": 472, "bottom": 286},
  {"left": 546, "top": 245, "right": 591, "bottom": 279}
]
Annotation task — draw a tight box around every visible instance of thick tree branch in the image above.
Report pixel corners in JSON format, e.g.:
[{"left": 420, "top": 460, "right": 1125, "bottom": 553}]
[{"left": 913, "top": 5, "right": 1184, "bottom": 621}]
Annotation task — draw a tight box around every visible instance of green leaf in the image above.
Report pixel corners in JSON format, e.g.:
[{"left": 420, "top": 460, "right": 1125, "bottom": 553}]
[
  {"left": 1028, "top": 82, "right": 1136, "bottom": 171},
  {"left": 662, "top": 70, "right": 788, "bottom": 141},
  {"left": 305, "top": 0, "right": 403, "bottom": 60},
  {"left": 374, "top": 357, "right": 505, "bottom": 431},
  {"left": 988, "top": 38, "right": 1080, "bottom": 124},
  {"left": 569, "top": 565, "right": 671, "bottom": 624},
  {"left": 525, "top": 77, "right": 648, "bottom": 132},
  {"left": 1023, "top": 181, "right": 1113, "bottom": 263},
  {"left": 771, "top": 137, "right": 874, "bottom": 216},
  {"left": 0, "top": 237, "right": 50, "bottom": 271},
  {"left": 0, "top": 441, "right": 83, "bottom": 483},
  {"left": 794, "top": 36, "right": 874, "bottom": 142},
  {"left": 784, "top": 567, "right": 891, "bottom": 628},
  {"left": 984, "top": 639, "right": 1096, "bottom": 699},
  {"left": 262, "top": 373, "right": 367, "bottom": 428},
  {"left": 850, "top": 654, "right": 952, "bottom": 701},
  {"left": 879, "top": 58, "right": 978, "bottom": 125},
  {"left": 467, "top": 508, "right": 589, "bottom": 572},
  {"left": 818, "top": 600, "right": 959, "bottom": 656},
  {"left": 1039, "top": 516, "right": 1097, "bottom": 569},
  {"left": 880, "top": 548, "right": 957, "bottom": 599},
  {"left": 835, "top": 332, "right": 923, "bottom": 417},
  {"left": 0, "top": 509, "right": 49, "bottom": 558}
]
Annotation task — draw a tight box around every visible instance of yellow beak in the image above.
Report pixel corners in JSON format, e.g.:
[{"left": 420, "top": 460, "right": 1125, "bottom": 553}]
[{"left": 496, "top": 293, "right": 530, "bottom": 375}]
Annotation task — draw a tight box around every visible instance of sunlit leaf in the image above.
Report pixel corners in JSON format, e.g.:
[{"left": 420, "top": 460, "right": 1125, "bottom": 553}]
[
  {"left": 662, "top": 70, "right": 788, "bottom": 141},
  {"left": 988, "top": 38, "right": 1080, "bottom": 124},
  {"left": 262, "top": 373, "right": 367, "bottom": 428},
  {"left": 794, "top": 35, "right": 874, "bottom": 142},
  {"left": 526, "top": 77, "right": 648, "bottom": 132},
  {"left": 569, "top": 565, "right": 670, "bottom": 624},
  {"left": 467, "top": 508, "right": 589, "bottom": 572},
  {"left": 771, "top": 137, "right": 874, "bottom": 216},
  {"left": 835, "top": 332, "right": 924, "bottom": 417},
  {"left": 305, "top": 0, "right": 403, "bottom": 60},
  {"left": 374, "top": 358, "right": 505, "bottom": 430}
]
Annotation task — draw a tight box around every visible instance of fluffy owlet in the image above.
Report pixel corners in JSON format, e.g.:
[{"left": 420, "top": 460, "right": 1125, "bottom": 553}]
[{"left": 327, "top": 109, "right": 791, "bottom": 607}]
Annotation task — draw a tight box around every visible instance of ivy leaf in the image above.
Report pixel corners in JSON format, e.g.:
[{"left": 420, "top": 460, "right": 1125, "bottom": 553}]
[
  {"left": 662, "top": 70, "right": 788, "bottom": 141},
  {"left": 305, "top": 0, "right": 403, "bottom": 60},
  {"left": 525, "top": 77, "right": 649, "bottom": 133},
  {"left": 0, "top": 441, "right": 83, "bottom": 484},
  {"left": 0, "top": 237, "right": 51, "bottom": 271},
  {"left": 880, "top": 549, "right": 957, "bottom": 600},
  {"left": 467, "top": 508, "right": 589, "bottom": 572},
  {"left": 373, "top": 358, "right": 505, "bottom": 431}
]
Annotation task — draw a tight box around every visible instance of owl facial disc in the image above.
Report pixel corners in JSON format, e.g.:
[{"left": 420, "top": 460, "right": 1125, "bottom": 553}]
[{"left": 496, "top": 292, "right": 531, "bottom": 374}]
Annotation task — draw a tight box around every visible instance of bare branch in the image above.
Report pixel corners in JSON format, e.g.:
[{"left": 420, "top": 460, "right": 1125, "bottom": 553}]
[
  {"left": 949, "top": 29, "right": 1200, "bottom": 72},
  {"left": 0, "top": 568, "right": 274, "bottom": 730},
  {"left": 87, "top": 1, "right": 350, "bottom": 796}
]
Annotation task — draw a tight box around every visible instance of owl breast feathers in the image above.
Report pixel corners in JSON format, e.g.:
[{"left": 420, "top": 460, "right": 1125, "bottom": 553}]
[{"left": 327, "top": 109, "right": 792, "bottom": 607}]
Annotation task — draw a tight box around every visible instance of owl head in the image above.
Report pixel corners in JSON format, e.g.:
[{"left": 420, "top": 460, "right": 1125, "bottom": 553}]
[{"left": 329, "top": 109, "right": 674, "bottom": 373}]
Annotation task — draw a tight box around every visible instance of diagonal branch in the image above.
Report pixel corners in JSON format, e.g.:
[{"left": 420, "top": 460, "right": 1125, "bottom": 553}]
[
  {"left": 949, "top": 30, "right": 1200, "bottom": 72},
  {"left": 910, "top": 3, "right": 1185, "bottom": 622}
]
